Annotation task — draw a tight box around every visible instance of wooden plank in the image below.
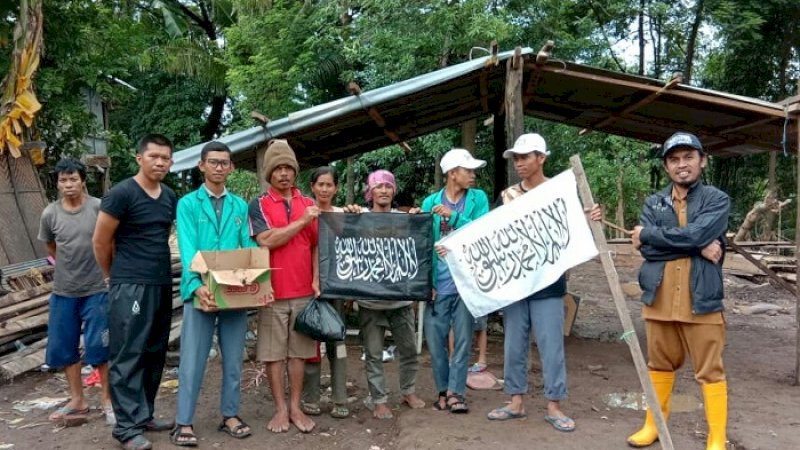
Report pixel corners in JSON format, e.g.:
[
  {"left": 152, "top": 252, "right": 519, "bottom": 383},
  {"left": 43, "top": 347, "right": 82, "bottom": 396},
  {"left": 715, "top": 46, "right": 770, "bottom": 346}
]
[
  {"left": 722, "top": 253, "right": 764, "bottom": 275},
  {"left": 0, "top": 313, "right": 48, "bottom": 338},
  {"left": 571, "top": 154, "right": 674, "bottom": 450},
  {"left": 729, "top": 241, "right": 797, "bottom": 296},
  {"left": 0, "top": 295, "right": 48, "bottom": 321},
  {"left": 0, "top": 283, "right": 52, "bottom": 308},
  {"left": 0, "top": 340, "right": 46, "bottom": 380},
  {"left": 580, "top": 75, "right": 682, "bottom": 136},
  {"left": 538, "top": 65, "right": 785, "bottom": 118}
]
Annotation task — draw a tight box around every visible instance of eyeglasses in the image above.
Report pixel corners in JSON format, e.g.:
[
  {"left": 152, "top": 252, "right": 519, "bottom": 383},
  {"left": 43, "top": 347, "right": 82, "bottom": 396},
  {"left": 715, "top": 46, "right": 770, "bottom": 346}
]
[{"left": 205, "top": 159, "right": 231, "bottom": 168}]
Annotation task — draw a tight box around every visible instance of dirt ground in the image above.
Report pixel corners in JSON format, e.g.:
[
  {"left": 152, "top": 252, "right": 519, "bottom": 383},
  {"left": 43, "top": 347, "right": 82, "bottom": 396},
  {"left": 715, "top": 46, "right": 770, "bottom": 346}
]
[{"left": 1, "top": 255, "right": 799, "bottom": 450}]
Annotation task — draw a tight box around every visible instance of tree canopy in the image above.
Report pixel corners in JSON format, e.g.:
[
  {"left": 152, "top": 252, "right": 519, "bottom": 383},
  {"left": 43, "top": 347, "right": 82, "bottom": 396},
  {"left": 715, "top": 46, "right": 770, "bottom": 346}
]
[{"left": 1, "top": 0, "right": 799, "bottom": 237}]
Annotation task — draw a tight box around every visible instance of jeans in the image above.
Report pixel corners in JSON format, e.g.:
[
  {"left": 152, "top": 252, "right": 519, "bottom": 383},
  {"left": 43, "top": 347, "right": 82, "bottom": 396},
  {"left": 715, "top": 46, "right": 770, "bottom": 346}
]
[
  {"left": 359, "top": 306, "right": 418, "bottom": 404},
  {"left": 424, "top": 294, "right": 473, "bottom": 396},
  {"left": 175, "top": 303, "right": 248, "bottom": 426},
  {"left": 502, "top": 295, "right": 567, "bottom": 401}
]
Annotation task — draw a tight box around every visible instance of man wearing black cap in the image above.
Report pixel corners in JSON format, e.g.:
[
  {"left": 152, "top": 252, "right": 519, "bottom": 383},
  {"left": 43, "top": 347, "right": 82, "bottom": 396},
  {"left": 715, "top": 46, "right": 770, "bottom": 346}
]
[{"left": 626, "top": 132, "right": 730, "bottom": 450}]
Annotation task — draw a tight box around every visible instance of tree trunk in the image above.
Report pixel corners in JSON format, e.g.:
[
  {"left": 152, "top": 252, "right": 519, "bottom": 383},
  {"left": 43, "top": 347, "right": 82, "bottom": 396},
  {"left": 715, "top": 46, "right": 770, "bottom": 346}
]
[
  {"left": 638, "top": 0, "right": 646, "bottom": 76},
  {"left": 615, "top": 167, "right": 625, "bottom": 239},
  {"left": 684, "top": 0, "right": 705, "bottom": 85},
  {"left": 345, "top": 156, "right": 355, "bottom": 205},
  {"left": 461, "top": 119, "right": 477, "bottom": 153},
  {"left": 761, "top": 151, "right": 779, "bottom": 240}
]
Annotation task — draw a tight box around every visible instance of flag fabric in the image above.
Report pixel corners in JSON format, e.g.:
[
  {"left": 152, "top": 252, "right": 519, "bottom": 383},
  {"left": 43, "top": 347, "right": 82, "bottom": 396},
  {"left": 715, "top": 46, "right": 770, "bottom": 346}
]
[
  {"left": 318, "top": 212, "right": 433, "bottom": 301},
  {"left": 439, "top": 170, "right": 598, "bottom": 317}
]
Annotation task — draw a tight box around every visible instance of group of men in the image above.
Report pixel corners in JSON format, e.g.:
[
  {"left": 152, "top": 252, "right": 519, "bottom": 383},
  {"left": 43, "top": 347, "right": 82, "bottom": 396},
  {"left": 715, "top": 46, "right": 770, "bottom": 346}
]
[{"left": 40, "top": 128, "right": 729, "bottom": 450}]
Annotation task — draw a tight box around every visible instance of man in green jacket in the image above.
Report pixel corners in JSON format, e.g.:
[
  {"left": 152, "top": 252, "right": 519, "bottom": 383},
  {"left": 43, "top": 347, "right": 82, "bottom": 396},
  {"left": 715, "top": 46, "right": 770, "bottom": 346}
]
[
  {"left": 172, "top": 142, "right": 259, "bottom": 446},
  {"left": 421, "top": 148, "right": 489, "bottom": 413}
]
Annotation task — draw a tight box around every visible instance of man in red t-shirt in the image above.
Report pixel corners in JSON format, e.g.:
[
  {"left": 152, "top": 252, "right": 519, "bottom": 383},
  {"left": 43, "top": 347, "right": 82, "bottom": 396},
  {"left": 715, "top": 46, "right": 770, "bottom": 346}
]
[{"left": 248, "top": 140, "right": 320, "bottom": 434}]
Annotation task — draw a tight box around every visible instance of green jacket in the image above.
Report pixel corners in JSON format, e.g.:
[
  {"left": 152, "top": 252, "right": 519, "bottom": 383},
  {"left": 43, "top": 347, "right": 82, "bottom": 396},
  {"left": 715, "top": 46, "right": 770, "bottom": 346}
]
[
  {"left": 421, "top": 188, "right": 490, "bottom": 289},
  {"left": 176, "top": 186, "right": 256, "bottom": 301}
]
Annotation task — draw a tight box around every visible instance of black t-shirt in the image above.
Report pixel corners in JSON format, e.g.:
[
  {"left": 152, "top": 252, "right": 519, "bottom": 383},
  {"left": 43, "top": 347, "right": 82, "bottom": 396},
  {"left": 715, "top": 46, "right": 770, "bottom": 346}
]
[{"left": 101, "top": 177, "right": 177, "bottom": 285}]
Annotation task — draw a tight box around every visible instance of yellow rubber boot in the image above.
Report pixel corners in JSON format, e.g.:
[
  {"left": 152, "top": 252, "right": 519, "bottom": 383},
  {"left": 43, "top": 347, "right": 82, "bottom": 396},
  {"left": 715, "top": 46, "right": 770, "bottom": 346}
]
[
  {"left": 702, "top": 381, "right": 728, "bottom": 450},
  {"left": 627, "top": 371, "right": 675, "bottom": 448}
]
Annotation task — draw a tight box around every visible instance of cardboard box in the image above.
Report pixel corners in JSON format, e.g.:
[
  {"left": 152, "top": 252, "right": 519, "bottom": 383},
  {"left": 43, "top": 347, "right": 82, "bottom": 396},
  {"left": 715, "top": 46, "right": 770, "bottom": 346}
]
[{"left": 189, "top": 248, "right": 273, "bottom": 309}]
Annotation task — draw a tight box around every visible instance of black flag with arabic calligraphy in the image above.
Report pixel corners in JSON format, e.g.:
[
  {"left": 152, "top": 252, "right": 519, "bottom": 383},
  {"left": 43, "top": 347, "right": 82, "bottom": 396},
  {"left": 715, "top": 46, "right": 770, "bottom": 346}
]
[{"left": 318, "top": 212, "right": 433, "bottom": 301}]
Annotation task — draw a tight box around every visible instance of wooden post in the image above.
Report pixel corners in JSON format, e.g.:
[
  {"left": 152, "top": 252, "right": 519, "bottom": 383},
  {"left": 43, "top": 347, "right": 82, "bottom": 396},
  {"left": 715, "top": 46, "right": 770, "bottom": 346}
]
[
  {"left": 504, "top": 47, "right": 524, "bottom": 186},
  {"left": 255, "top": 145, "right": 268, "bottom": 194},
  {"left": 795, "top": 81, "right": 800, "bottom": 386},
  {"left": 571, "top": 154, "right": 675, "bottom": 450},
  {"left": 493, "top": 110, "right": 507, "bottom": 201}
]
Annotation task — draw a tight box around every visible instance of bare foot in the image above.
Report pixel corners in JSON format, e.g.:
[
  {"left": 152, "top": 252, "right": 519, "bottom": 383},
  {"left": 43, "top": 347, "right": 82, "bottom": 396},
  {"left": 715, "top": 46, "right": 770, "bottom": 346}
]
[
  {"left": 401, "top": 394, "right": 425, "bottom": 409},
  {"left": 373, "top": 403, "right": 394, "bottom": 419},
  {"left": 266, "top": 409, "right": 290, "bottom": 433},
  {"left": 289, "top": 408, "right": 316, "bottom": 433}
]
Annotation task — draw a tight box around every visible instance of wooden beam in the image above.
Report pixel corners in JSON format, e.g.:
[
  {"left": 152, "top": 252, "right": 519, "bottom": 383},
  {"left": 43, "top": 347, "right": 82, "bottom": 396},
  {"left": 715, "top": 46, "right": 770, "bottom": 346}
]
[
  {"left": 347, "top": 82, "right": 412, "bottom": 153},
  {"left": 504, "top": 47, "right": 524, "bottom": 186},
  {"left": 580, "top": 75, "right": 682, "bottom": 135},
  {"left": 522, "top": 40, "right": 554, "bottom": 108},
  {"left": 728, "top": 241, "right": 797, "bottom": 296},
  {"left": 710, "top": 116, "right": 780, "bottom": 135},
  {"left": 571, "top": 154, "right": 675, "bottom": 450},
  {"left": 538, "top": 65, "right": 786, "bottom": 118}
]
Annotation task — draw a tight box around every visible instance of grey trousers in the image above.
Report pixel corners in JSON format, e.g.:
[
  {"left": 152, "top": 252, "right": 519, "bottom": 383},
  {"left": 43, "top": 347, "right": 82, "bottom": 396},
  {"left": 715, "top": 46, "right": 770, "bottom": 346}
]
[{"left": 358, "top": 306, "right": 418, "bottom": 404}]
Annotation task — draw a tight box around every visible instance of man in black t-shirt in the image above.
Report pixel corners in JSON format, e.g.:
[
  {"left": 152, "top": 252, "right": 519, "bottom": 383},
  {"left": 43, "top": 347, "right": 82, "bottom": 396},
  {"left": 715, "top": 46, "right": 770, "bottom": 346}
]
[{"left": 93, "top": 134, "right": 178, "bottom": 450}]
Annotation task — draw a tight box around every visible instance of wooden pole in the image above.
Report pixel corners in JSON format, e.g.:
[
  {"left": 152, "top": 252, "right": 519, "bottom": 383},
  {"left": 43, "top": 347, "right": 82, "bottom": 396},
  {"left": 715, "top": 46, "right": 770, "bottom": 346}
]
[
  {"left": 504, "top": 47, "right": 524, "bottom": 187},
  {"left": 795, "top": 80, "right": 800, "bottom": 386},
  {"left": 571, "top": 154, "right": 674, "bottom": 450}
]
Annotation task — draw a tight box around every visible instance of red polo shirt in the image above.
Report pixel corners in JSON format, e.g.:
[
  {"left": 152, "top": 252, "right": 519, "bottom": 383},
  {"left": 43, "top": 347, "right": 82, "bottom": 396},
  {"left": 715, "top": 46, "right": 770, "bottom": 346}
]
[{"left": 248, "top": 186, "right": 317, "bottom": 300}]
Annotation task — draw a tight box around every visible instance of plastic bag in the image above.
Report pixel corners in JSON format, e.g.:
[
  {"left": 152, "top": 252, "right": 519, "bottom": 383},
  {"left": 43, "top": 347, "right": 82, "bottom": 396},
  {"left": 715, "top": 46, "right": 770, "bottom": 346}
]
[{"left": 294, "top": 298, "right": 346, "bottom": 341}]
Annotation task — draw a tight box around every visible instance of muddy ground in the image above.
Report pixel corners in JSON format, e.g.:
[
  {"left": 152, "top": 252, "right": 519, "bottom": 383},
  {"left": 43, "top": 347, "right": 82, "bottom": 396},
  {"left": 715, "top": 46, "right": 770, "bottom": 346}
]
[{"left": 0, "top": 254, "right": 798, "bottom": 450}]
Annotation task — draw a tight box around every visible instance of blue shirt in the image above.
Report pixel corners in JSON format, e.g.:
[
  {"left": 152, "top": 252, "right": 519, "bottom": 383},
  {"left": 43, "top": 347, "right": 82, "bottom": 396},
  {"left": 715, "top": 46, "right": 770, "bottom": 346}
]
[{"left": 435, "top": 194, "right": 466, "bottom": 296}]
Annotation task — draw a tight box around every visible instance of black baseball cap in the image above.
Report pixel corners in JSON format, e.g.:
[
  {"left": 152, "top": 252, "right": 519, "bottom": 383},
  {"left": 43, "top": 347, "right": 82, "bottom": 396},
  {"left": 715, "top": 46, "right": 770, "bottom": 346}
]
[{"left": 660, "top": 132, "right": 704, "bottom": 158}]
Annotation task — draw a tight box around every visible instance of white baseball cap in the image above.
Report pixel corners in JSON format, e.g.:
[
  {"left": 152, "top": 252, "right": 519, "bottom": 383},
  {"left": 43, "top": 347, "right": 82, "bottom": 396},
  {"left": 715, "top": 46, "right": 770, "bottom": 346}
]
[
  {"left": 440, "top": 148, "right": 487, "bottom": 173},
  {"left": 502, "top": 133, "right": 549, "bottom": 159}
]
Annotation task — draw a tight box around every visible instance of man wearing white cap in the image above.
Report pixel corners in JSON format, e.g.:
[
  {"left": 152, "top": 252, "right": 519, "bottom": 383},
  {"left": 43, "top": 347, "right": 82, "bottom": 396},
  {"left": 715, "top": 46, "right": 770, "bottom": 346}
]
[
  {"left": 421, "top": 148, "right": 489, "bottom": 413},
  {"left": 486, "top": 133, "right": 575, "bottom": 432}
]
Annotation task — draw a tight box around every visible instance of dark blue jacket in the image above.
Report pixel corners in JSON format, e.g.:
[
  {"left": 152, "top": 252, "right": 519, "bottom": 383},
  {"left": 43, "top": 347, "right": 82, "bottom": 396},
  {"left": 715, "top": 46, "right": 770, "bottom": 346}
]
[{"left": 637, "top": 181, "right": 730, "bottom": 315}]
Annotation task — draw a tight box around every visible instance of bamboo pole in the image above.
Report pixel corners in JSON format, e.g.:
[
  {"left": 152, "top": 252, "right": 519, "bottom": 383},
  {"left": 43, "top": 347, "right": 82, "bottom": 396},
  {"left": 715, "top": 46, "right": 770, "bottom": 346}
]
[{"left": 571, "top": 155, "right": 674, "bottom": 449}]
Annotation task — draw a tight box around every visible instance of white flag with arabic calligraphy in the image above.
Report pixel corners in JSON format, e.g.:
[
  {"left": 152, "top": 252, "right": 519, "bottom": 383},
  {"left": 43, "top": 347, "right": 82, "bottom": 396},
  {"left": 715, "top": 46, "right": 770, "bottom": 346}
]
[{"left": 438, "top": 170, "right": 598, "bottom": 317}]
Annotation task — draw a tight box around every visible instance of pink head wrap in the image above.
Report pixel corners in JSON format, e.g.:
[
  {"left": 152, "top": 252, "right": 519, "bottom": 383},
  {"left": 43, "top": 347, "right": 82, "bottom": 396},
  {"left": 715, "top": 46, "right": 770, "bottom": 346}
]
[{"left": 364, "top": 169, "right": 396, "bottom": 202}]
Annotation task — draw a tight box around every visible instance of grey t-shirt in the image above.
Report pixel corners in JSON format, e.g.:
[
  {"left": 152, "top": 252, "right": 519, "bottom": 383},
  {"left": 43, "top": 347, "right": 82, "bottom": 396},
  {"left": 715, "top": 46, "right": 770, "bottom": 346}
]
[{"left": 38, "top": 196, "right": 106, "bottom": 297}]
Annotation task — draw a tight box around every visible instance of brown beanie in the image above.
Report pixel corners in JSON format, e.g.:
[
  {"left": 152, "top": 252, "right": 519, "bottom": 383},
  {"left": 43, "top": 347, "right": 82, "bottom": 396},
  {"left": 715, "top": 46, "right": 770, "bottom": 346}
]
[{"left": 262, "top": 139, "right": 299, "bottom": 181}]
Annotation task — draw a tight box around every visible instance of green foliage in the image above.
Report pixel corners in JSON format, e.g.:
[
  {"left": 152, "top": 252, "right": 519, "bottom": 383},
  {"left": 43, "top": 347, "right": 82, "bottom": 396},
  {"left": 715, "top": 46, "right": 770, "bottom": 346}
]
[{"left": 226, "top": 168, "right": 260, "bottom": 201}]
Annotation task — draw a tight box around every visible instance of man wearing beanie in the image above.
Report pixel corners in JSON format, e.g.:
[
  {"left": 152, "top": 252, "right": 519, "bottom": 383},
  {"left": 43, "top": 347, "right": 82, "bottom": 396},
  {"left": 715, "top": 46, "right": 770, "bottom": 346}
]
[{"left": 248, "top": 139, "right": 320, "bottom": 433}]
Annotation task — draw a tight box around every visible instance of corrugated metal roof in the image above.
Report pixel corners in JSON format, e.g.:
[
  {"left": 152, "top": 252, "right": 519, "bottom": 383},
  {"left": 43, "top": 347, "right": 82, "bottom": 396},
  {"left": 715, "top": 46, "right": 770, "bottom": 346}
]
[
  {"left": 171, "top": 48, "right": 533, "bottom": 172},
  {"left": 171, "top": 46, "right": 796, "bottom": 173}
]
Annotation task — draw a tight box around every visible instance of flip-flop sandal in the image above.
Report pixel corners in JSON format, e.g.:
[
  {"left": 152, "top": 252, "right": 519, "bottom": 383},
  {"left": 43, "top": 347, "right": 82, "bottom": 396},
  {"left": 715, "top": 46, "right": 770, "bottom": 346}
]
[
  {"left": 49, "top": 405, "right": 90, "bottom": 422},
  {"left": 218, "top": 416, "right": 252, "bottom": 439},
  {"left": 329, "top": 405, "right": 350, "bottom": 419},
  {"left": 447, "top": 394, "right": 469, "bottom": 414},
  {"left": 487, "top": 406, "right": 527, "bottom": 421},
  {"left": 432, "top": 392, "right": 448, "bottom": 411},
  {"left": 544, "top": 414, "right": 576, "bottom": 432},
  {"left": 169, "top": 425, "right": 198, "bottom": 447},
  {"left": 301, "top": 402, "right": 321, "bottom": 416},
  {"left": 122, "top": 434, "right": 153, "bottom": 450}
]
